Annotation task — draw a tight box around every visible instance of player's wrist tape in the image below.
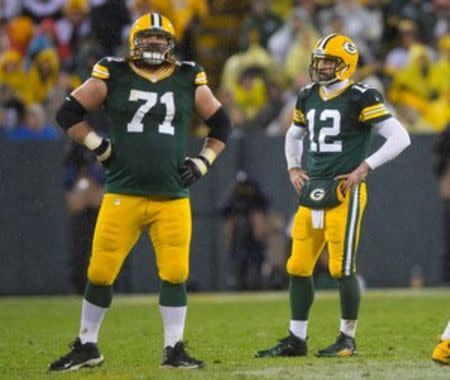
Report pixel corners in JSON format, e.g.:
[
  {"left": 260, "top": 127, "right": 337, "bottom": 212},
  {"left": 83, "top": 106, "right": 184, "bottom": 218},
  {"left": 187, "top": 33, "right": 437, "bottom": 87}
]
[
  {"left": 84, "top": 131, "right": 112, "bottom": 162},
  {"left": 193, "top": 147, "right": 217, "bottom": 176}
]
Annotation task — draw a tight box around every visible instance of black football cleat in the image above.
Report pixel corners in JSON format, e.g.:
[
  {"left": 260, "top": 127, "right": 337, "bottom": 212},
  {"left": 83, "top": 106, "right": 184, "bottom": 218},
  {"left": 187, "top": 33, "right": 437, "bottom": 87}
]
[
  {"left": 48, "top": 337, "right": 104, "bottom": 372},
  {"left": 315, "top": 332, "right": 357, "bottom": 357},
  {"left": 255, "top": 331, "right": 308, "bottom": 357},
  {"left": 160, "top": 341, "right": 205, "bottom": 369}
]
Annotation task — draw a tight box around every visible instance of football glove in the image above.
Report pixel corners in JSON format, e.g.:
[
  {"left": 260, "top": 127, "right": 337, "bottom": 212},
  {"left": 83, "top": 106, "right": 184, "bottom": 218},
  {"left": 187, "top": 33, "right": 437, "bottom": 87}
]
[{"left": 178, "top": 156, "right": 211, "bottom": 188}]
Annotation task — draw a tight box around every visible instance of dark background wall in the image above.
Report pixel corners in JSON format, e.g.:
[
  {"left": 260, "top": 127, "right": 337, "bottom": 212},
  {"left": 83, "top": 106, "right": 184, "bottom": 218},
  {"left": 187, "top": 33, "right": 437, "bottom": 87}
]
[{"left": 0, "top": 133, "right": 442, "bottom": 294}]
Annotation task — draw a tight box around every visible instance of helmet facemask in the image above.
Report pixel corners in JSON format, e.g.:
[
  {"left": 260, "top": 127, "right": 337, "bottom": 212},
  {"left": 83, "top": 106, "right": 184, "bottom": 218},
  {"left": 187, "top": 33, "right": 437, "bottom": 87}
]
[
  {"left": 130, "top": 29, "right": 175, "bottom": 66},
  {"left": 309, "top": 50, "right": 348, "bottom": 86}
]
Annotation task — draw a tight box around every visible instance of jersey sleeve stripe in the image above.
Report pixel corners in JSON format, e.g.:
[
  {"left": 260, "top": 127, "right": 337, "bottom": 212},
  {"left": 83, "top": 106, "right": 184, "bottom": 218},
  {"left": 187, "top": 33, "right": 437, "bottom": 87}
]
[
  {"left": 92, "top": 70, "right": 109, "bottom": 79},
  {"left": 360, "top": 110, "right": 390, "bottom": 122},
  {"left": 194, "top": 72, "right": 208, "bottom": 85},
  {"left": 92, "top": 64, "right": 110, "bottom": 79},
  {"left": 361, "top": 103, "right": 387, "bottom": 113},
  {"left": 93, "top": 64, "right": 109, "bottom": 75},
  {"left": 359, "top": 103, "right": 389, "bottom": 122},
  {"left": 293, "top": 109, "right": 305, "bottom": 125}
]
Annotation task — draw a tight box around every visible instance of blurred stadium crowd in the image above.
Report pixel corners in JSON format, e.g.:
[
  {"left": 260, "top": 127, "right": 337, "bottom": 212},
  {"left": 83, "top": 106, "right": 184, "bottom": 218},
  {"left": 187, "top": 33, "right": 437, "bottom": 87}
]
[
  {"left": 0, "top": 0, "right": 449, "bottom": 140},
  {"left": 0, "top": 0, "right": 449, "bottom": 291}
]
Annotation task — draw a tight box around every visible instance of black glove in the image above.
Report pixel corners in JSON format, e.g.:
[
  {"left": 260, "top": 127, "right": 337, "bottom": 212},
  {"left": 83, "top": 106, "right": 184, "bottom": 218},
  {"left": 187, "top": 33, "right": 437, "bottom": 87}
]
[{"left": 178, "top": 156, "right": 210, "bottom": 187}]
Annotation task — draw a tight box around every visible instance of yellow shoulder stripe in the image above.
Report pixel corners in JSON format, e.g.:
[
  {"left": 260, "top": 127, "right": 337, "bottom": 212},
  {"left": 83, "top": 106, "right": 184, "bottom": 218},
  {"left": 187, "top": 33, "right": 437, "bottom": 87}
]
[
  {"left": 293, "top": 108, "right": 305, "bottom": 125},
  {"left": 195, "top": 72, "right": 208, "bottom": 85},
  {"left": 359, "top": 103, "right": 390, "bottom": 122},
  {"left": 92, "top": 64, "right": 110, "bottom": 79}
]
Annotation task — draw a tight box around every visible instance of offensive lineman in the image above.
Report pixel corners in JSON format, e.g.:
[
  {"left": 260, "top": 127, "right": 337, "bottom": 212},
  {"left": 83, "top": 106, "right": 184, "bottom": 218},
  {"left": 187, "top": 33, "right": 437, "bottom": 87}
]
[{"left": 48, "top": 13, "right": 230, "bottom": 371}]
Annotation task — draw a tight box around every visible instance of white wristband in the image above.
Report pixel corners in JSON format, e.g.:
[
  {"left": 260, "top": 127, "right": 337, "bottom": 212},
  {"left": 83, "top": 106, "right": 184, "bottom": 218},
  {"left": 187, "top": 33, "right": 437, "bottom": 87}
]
[
  {"left": 83, "top": 131, "right": 103, "bottom": 150},
  {"left": 199, "top": 147, "right": 217, "bottom": 165}
]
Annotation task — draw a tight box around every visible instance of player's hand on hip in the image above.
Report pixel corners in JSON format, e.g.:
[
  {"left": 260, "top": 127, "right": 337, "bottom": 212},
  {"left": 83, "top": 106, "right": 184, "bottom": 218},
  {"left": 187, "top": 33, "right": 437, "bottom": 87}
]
[
  {"left": 178, "top": 157, "right": 207, "bottom": 187},
  {"left": 288, "top": 168, "right": 309, "bottom": 194},
  {"left": 335, "top": 161, "right": 371, "bottom": 194}
]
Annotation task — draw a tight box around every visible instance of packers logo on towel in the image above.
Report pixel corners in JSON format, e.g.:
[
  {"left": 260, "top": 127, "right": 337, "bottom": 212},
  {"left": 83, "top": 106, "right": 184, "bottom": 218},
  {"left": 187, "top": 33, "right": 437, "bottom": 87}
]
[{"left": 310, "top": 188, "right": 326, "bottom": 201}]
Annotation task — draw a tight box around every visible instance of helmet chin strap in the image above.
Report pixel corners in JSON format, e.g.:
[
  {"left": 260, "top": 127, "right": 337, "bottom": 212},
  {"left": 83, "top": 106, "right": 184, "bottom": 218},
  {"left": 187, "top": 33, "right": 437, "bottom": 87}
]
[{"left": 318, "top": 76, "right": 340, "bottom": 86}]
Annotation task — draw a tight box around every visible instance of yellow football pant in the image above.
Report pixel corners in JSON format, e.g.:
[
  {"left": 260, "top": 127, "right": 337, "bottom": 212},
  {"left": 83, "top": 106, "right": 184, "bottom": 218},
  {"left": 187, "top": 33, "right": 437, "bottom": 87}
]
[
  {"left": 87, "top": 193, "right": 192, "bottom": 286},
  {"left": 287, "top": 183, "right": 367, "bottom": 279}
]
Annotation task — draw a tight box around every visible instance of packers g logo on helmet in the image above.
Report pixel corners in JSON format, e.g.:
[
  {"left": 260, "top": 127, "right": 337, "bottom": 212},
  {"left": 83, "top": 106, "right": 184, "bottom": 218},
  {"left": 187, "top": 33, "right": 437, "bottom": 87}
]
[
  {"left": 128, "top": 13, "right": 176, "bottom": 65},
  {"left": 309, "top": 33, "right": 359, "bottom": 85}
]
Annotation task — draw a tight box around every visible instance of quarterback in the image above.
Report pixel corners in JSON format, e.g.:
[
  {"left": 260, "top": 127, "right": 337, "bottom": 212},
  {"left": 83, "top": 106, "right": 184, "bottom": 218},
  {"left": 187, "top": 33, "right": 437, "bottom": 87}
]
[
  {"left": 49, "top": 13, "right": 230, "bottom": 371},
  {"left": 256, "top": 33, "right": 410, "bottom": 358}
]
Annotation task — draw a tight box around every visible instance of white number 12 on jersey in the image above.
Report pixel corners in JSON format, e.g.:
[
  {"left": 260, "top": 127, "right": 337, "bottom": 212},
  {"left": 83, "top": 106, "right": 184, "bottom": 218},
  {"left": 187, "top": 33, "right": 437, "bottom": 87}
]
[
  {"left": 306, "top": 109, "right": 342, "bottom": 152},
  {"left": 127, "top": 90, "right": 175, "bottom": 135}
]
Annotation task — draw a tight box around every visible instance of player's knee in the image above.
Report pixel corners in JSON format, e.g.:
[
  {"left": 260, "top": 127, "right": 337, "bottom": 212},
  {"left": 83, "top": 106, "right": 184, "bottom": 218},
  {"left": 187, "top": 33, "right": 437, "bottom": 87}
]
[
  {"left": 159, "top": 264, "right": 189, "bottom": 284},
  {"left": 328, "top": 262, "right": 343, "bottom": 279},
  {"left": 87, "top": 262, "right": 116, "bottom": 286},
  {"left": 286, "top": 257, "right": 314, "bottom": 277}
]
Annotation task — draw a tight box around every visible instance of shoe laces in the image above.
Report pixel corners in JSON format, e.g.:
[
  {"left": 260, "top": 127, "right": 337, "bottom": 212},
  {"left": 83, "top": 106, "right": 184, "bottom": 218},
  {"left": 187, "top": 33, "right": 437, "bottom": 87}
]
[
  {"left": 51, "top": 339, "right": 82, "bottom": 366},
  {"left": 173, "top": 342, "right": 202, "bottom": 364}
]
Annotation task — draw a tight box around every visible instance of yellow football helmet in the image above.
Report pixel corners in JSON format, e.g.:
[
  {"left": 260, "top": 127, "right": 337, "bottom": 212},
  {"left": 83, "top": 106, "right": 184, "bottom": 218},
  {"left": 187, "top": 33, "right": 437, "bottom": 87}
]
[
  {"left": 128, "top": 13, "right": 176, "bottom": 65},
  {"left": 309, "top": 33, "right": 359, "bottom": 85}
]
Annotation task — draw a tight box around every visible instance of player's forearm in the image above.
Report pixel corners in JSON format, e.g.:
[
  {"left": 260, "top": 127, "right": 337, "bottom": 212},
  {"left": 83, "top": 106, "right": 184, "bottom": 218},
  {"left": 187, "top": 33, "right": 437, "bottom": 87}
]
[
  {"left": 365, "top": 117, "right": 411, "bottom": 170},
  {"left": 203, "top": 137, "right": 225, "bottom": 159},
  {"left": 67, "top": 122, "right": 94, "bottom": 145},
  {"left": 285, "top": 124, "right": 307, "bottom": 170}
]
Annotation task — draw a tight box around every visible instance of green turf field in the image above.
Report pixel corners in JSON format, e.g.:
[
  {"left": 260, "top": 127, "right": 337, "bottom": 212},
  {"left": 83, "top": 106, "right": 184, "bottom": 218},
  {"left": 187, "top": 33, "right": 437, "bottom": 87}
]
[{"left": 0, "top": 289, "right": 449, "bottom": 379}]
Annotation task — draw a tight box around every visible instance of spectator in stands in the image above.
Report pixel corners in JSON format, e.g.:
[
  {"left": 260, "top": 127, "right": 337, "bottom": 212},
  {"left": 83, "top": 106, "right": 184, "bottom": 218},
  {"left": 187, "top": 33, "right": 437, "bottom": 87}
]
[
  {"left": 7, "top": 16, "right": 34, "bottom": 55},
  {"left": 55, "top": 0, "right": 91, "bottom": 66},
  {"left": 238, "top": 0, "right": 282, "bottom": 51},
  {"left": 385, "top": 20, "right": 421, "bottom": 73},
  {"left": 167, "top": 0, "right": 208, "bottom": 61},
  {"left": 268, "top": 7, "right": 318, "bottom": 68},
  {"left": 319, "top": 0, "right": 383, "bottom": 64},
  {"left": 219, "top": 171, "right": 269, "bottom": 290},
  {"left": 27, "top": 19, "right": 59, "bottom": 64},
  {"left": 388, "top": 44, "right": 438, "bottom": 130},
  {"left": 21, "top": 0, "right": 65, "bottom": 22},
  {"left": 0, "top": 49, "right": 28, "bottom": 101},
  {"left": 4, "top": 103, "right": 59, "bottom": 140},
  {"left": 0, "top": 96, "right": 25, "bottom": 132},
  {"left": 25, "top": 48, "right": 60, "bottom": 104},
  {"left": 232, "top": 67, "right": 268, "bottom": 123},
  {"left": 282, "top": 11, "right": 319, "bottom": 87}
]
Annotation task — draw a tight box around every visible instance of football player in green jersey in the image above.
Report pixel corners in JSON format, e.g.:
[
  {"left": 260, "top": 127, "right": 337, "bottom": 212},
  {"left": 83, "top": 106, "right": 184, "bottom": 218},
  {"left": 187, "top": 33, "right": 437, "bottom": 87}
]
[
  {"left": 49, "top": 13, "right": 231, "bottom": 371},
  {"left": 255, "top": 34, "right": 410, "bottom": 358}
]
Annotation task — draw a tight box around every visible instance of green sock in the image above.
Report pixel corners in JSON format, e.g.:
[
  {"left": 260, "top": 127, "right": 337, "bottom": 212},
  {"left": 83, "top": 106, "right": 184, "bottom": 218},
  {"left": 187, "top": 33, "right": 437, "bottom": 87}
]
[
  {"left": 338, "top": 274, "right": 360, "bottom": 319},
  {"left": 159, "top": 281, "right": 187, "bottom": 307},
  {"left": 289, "top": 276, "right": 314, "bottom": 320},
  {"left": 84, "top": 282, "right": 113, "bottom": 308}
]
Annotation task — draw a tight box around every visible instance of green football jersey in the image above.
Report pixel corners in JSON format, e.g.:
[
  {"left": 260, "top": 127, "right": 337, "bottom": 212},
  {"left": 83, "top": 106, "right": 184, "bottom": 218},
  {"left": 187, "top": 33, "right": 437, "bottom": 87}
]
[
  {"left": 293, "top": 82, "right": 391, "bottom": 178},
  {"left": 91, "top": 57, "right": 208, "bottom": 197}
]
